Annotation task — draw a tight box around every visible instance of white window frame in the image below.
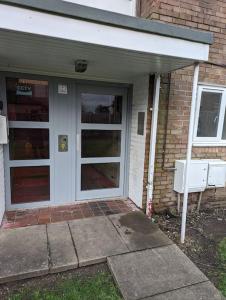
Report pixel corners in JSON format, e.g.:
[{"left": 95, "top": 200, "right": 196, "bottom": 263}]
[{"left": 193, "top": 85, "right": 226, "bottom": 146}]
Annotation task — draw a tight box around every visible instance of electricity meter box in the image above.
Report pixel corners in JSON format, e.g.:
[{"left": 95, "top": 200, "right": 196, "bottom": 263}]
[
  {"left": 205, "top": 160, "right": 226, "bottom": 188},
  {"left": 174, "top": 160, "right": 208, "bottom": 193},
  {"left": 174, "top": 159, "right": 226, "bottom": 193}
]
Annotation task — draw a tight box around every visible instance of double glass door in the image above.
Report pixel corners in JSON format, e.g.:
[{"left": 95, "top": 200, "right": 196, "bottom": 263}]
[{"left": 4, "top": 75, "right": 127, "bottom": 208}]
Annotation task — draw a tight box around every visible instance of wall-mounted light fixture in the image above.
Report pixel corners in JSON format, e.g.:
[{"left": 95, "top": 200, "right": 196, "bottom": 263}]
[{"left": 75, "top": 60, "right": 88, "bottom": 73}]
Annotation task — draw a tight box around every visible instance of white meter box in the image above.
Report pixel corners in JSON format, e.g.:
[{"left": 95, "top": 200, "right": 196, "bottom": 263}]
[
  {"left": 206, "top": 160, "right": 226, "bottom": 188},
  {"left": 174, "top": 160, "right": 208, "bottom": 193},
  {"left": 0, "top": 115, "right": 7, "bottom": 144},
  {"left": 174, "top": 159, "right": 226, "bottom": 193}
]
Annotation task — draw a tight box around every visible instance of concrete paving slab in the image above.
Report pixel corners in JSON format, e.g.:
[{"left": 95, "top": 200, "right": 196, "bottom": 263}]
[
  {"left": 47, "top": 222, "right": 78, "bottom": 273},
  {"left": 109, "top": 212, "right": 172, "bottom": 251},
  {"left": 108, "top": 244, "right": 208, "bottom": 300},
  {"left": 147, "top": 281, "right": 224, "bottom": 300},
  {"left": 0, "top": 225, "right": 48, "bottom": 283},
  {"left": 69, "top": 216, "right": 128, "bottom": 267}
]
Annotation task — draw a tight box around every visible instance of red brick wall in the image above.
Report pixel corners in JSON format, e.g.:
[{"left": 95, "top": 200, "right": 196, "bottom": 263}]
[{"left": 141, "top": 0, "right": 226, "bottom": 211}]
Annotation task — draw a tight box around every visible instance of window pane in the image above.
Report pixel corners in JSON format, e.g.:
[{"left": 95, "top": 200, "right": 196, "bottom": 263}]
[
  {"left": 197, "top": 91, "right": 222, "bottom": 137},
  {"left": 11, "top": 166, "right": 50, "bottom": 204},
  {"left": 9, "top": 128, "right": 49, "bottom": 160},
  {"left": 81, "top": 93, "right": 122, "bottom": 124},
  {"left": 6, "top": 78, "right": 49, "bottom": 121},
  {"left": 81, "top": 163, "right": 120, "bottom": 190},
  {"left": 82, "top": 130, "right": 121, "bottom": 158}
]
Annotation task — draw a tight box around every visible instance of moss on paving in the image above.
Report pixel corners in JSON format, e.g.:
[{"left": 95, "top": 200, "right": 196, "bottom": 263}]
[{"left": 9, "top": 272, "right": 122, "bottom": 300}]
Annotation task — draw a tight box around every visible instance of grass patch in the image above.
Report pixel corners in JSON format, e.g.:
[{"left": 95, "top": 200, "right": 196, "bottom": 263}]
[
  {"left": 9, "top": 272, "right": 122, "bottom": 300},
  {"left": 217, "top": 238, "right": 226, "bottom": 296}
]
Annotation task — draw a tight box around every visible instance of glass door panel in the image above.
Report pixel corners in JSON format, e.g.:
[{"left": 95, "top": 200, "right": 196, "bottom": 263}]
[
  {"left": 81, "top": 93, "right": 122, "bottom": 124},
  {"left": 81, "top": 130, "right": 121, "bottom": 158},
  {"left": 77, "top": 86, "right": 127, "bottom": 199},
  {"left": 9, "top": 128, "right": 49, "bottom": 160},
  {"left": 11, "top": 166, "right": 50, "bottom": 204},
  {"left": 6, "top": 78, "right": 49, "bottom": 122},
  {"left": 81, "top": 163, "right": 120, "bottom": 191}
]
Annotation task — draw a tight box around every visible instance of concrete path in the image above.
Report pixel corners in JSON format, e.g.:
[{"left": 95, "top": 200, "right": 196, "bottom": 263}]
[
  {"left": 0, "top": 225, "right": 48, "bottom": 283},
  {"left": 109, "top": 212, "right": 172, "bottom": 251},
  {"left": 0, "top": 212, "right": 223, "bottom": 299},
  {"left": 47, "top": 222, "right": 78, "bottom": 273},
  {"left": 69, "top": 216, "right": 128, "bottom": 266},
  {"left": 108, "top": 246, "right": 222, "bottom": 300}
]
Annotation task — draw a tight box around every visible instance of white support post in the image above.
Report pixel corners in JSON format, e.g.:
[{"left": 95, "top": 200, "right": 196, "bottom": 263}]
[
  {"left": 181, "top": 63, "right": 200, "bottom": 244},
  {"left": 177, "top": 193, "right": 181, "bottom": 214},
  {"left": 146, "top": 74, "right": 161, "bottom": 217}
]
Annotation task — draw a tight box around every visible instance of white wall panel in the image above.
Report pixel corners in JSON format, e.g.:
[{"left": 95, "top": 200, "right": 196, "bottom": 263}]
[
  {"left": 52, "top": 81, "right": 76, "bottom": 204},
  {"left": 64, "top": 0, "right": 136, "bottom": 15},
  {"left": 129, "top": 76, "right": 149, "bottom": 208}
]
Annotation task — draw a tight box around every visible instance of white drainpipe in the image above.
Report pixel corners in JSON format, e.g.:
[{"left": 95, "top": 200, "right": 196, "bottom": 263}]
[
  {"left": 146, "top": 74, "right": 161, "bottom": 217},
  {"left": 181, "top": 63, "right": 200, "bottom": 243}
]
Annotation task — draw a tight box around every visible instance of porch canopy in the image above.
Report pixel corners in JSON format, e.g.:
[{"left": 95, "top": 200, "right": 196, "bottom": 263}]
[{"left": 0, "top": 0, "right": 213, "bottom": 82}]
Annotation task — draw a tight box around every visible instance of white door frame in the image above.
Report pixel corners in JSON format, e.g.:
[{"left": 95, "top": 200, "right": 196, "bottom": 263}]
[
  {"left": 76, "top": 84, "right": 128, "bottom": 200},
  {"left": 2, "top": 73, "right": 55, "bottom": 210}
]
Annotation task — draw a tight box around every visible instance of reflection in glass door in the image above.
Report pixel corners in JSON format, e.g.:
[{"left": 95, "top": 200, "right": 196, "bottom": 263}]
[{"left": 77, "top": 87, "right": 127, "bottom": 200}]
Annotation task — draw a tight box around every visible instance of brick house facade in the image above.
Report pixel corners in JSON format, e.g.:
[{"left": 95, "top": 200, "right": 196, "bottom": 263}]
[
  {"left": 140, "top": 0, "right": 226, "bottom": 212},
  {"left": 0, "top": 0, "right": 212, "bottom": 222}
]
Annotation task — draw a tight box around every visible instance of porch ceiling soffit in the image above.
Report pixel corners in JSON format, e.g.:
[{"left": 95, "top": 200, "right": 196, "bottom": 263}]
[
  {"left": 0, "top": 0, "right": 213, "bottom": 45},
  {"left": 0, "top": 1, "right": 212, "bottom": 82}
]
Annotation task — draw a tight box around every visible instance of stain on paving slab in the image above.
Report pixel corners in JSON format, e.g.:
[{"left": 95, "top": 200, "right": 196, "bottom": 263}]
[
  {"left": 109, "top": 212, "right": 172, "bottom": 251},
  {"left": 146, "top": 281, "right": 224, "bottom": 300},
  {"left": 47, "top": 222, "right": 78, "bottom": 273},
  {"left": 69, "top": 216, "right": 128, "bottom": 267},
  {"left": 108, "top": 244, "right": 208, "bottom": 300},
  {"left": 0, "top": 225, "right": 49, "bottom": 284},
  {"left": 119, "top": 211, "right": 157, "bottom": 234}
]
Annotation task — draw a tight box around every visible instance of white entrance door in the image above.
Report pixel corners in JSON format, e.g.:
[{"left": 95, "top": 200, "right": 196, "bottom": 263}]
[
  {"left": 4, "top": 76, "right": 53, "bottom": 209},
  {"left": 76, "top": 85, "right": 128, "bottom": 200}
]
